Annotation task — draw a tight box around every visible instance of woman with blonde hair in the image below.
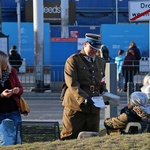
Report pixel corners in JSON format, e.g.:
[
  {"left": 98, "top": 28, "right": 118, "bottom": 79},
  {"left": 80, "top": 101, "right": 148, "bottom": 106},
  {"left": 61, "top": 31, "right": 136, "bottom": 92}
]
[{"left": 0, "top": 50, "right": 23, "bottom": 127}]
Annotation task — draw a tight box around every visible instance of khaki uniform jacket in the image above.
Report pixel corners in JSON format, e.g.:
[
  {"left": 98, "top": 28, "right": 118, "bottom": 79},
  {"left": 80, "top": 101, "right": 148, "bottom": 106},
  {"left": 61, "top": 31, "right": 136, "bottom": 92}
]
[{"left": 62, "top": 49, "right": 106, "bottom": 113}]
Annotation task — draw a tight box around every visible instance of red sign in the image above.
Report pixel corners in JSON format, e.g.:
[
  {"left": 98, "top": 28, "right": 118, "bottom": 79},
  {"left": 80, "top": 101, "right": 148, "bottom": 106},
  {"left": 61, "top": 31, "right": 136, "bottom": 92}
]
[
  {"left": 51, "top": 38, "right": 77, "bottom": 42},
  {"left": 70, "top": 31, "right": 78, "bottom": 38}
]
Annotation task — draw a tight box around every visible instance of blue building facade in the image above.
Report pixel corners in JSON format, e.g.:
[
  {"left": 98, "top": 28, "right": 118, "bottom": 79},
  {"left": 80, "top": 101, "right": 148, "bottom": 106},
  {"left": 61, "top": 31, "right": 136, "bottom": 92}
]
[{"left": 1, "top": 0, "right": 129, "bottom": 25}]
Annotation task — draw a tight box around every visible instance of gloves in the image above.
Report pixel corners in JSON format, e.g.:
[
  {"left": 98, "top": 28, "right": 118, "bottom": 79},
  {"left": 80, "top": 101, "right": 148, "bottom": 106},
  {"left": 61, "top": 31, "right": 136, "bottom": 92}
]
[
  {"left": 83, "top": 97, "right": 94, "bottom": 106},
  {"left": 99, "top": 85, "right": 108, "bottom": 94},
  {"left": 104, "top": 101, "right": 109, "bottom": 105}
]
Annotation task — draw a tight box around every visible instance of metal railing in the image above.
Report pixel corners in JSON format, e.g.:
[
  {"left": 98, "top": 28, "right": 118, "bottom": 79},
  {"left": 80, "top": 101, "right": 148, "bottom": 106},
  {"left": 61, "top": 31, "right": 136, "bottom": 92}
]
[
  {"left": 17, "top": 62, "right": 150, "bottom": 91},
  {"left": 18, "top": 65, "right": 64, "bottom": 91}
]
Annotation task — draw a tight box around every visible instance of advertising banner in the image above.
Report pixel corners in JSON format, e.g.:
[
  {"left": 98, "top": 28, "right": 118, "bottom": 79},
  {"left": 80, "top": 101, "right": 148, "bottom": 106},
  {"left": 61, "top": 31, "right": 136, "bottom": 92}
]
[{"left": 25, "top": 1, "right": 76, "bottom": 24}]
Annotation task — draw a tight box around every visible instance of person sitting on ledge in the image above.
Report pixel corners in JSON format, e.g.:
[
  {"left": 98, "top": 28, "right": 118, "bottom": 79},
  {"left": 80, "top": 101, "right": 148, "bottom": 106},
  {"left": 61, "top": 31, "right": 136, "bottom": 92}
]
[{"left": 104, "top": 91, "right": 150, "bottom": 135}]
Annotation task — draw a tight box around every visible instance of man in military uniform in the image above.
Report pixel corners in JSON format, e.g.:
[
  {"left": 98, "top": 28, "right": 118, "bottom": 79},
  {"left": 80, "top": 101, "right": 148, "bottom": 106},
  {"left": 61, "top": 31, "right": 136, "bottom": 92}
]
[{"left": 61, "top": 33, "right": 107, "bottom": 140}]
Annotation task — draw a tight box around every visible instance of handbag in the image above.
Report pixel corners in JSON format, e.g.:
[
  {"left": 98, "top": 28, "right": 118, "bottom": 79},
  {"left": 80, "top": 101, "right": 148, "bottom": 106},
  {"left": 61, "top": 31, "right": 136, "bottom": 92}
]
[{"left": 20, "top": 97, "right": 30, "bottom": 116}]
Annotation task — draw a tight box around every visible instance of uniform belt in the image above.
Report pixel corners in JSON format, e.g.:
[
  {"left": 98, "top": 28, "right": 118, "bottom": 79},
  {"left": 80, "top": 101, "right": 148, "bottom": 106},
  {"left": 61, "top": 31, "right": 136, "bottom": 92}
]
[{"left": 81, "top": 85, "right": 99, "bottom": 91}]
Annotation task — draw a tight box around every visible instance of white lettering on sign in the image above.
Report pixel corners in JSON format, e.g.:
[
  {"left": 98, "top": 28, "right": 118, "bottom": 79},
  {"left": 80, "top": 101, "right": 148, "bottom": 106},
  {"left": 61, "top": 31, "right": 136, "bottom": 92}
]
[{"left": 44, "top": 5, "right": 61, "bottom": 14}]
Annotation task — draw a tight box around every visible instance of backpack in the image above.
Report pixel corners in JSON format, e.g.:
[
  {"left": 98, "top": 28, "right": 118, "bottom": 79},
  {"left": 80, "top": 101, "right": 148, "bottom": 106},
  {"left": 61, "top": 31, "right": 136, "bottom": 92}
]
[
  {"left": 100, "top": 45, "right": 111, "bottom": 61},
  {"left": 0, "top": 119, "right": 21, "bottom": 146}
]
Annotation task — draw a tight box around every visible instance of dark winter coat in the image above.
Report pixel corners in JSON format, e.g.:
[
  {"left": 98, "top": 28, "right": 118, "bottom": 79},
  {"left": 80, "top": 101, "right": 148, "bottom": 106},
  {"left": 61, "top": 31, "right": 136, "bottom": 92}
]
[
  {"left": 122, "top": 53, "right": 136, "bottom": 71},
  {"left": 9, "top": 50, "right": 22, "bottom": 72},
  {"left": 128, "top": 46, "right": 141, "bottom": 60}
]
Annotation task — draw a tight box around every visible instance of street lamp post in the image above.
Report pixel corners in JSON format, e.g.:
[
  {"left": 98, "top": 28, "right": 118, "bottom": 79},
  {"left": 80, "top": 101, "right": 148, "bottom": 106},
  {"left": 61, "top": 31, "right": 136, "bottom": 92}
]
[
  {"left": 61, "top": 0, "right": 69, "bottom": 38},
  {"left": 15, "top": 0, "right": 21, "bottom": 54},
  {"left": 116, "top": 0, "right": 118, "bottom": 24},
  {"left": 0, "top": 0, "right": 1, "bottom": 32},
  {"left": 33, "top": 0, "right": 44, "bottom": 92}
]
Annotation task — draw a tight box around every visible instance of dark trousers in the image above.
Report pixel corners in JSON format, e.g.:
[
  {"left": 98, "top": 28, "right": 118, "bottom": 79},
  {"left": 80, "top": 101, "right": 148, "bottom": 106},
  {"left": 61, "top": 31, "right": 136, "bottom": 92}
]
[
  {"left": 61, "top": 107, "right": 100, "bottom": 140},
  {"left": 124, "top": 70, "right": 134, "bottom": 91}
]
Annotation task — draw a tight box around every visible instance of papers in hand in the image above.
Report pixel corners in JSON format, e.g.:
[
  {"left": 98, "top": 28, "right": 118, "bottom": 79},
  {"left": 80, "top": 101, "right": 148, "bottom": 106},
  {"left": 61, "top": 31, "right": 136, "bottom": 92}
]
[
  {"left": 92, "top": 96, "right": 106, "bottom": 108},
  {"left": 103, "top": 92, "right": 120, "bottom": 100}
]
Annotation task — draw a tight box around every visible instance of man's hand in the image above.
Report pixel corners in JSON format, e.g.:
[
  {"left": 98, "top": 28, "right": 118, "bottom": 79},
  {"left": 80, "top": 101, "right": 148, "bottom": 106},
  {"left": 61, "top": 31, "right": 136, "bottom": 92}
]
[
  {"left": 99, "top": 85, "right": 108, "bottom": 94},
  {"left": 104, "top": 101, "right": 109, "bottom": 105},
  {"left": 83, "top": 97, "right": 94, "bottom": 106}
]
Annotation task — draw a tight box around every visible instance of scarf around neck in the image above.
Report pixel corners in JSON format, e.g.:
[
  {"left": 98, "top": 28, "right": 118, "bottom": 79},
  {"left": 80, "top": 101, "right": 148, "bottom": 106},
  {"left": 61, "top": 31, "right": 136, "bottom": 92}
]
[{"left": 0, "top": 70, "right": 10, "bottom": 87}]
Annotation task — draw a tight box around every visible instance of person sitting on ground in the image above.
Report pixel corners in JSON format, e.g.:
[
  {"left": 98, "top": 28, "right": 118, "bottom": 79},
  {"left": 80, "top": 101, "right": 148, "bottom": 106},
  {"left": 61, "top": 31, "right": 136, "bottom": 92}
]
[{"left": 104, "top": 91, "right": 150, "bottom": 135}]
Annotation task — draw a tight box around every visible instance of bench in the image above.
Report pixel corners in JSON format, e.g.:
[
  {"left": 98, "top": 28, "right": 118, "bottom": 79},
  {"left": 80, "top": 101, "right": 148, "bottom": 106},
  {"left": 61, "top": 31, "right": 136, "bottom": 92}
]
[
  {"left": 124, "top": 122, "right": 150, "bottom": 134},
  {"left": 77, "top": 131, "right": 99, "bottom": 139},
  {"left": 17, "top": 121, "right": 60, "bottom": 143}
]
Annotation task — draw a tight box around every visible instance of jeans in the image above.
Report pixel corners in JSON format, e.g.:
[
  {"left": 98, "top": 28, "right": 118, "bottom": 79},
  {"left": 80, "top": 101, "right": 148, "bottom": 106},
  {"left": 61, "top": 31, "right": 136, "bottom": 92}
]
[
  {"left": 0, "top": 111, "right": 21, "bottom": 127},
  {"left": 117, "top": 73, "right": 124, "bottom": 87}
]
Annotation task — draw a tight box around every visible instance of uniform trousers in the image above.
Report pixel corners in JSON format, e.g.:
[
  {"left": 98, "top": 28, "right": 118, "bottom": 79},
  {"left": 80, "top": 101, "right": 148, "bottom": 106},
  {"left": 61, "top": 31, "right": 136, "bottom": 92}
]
[{"left": 61, "top": 106, "right": 100, "bottom": 140}]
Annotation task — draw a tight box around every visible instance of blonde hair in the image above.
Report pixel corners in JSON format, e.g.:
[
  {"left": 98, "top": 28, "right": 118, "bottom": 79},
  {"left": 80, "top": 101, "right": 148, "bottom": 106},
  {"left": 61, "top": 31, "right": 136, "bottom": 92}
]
[
  {"left": 143, "top": 74, "right": 150, "bottom": 85},
  {"left": 0, "top": 51, "right": 11, "bottom": 77}
]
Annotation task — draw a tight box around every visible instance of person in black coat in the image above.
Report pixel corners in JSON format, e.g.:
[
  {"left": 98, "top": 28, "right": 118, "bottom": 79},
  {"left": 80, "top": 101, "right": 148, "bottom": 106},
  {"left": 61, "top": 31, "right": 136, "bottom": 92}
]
[
  {"left": 122, "top": 49, "right": 136, "bottom": 92},
  {"left": 128, "top": 41, "right": 141, "bottom": 74},
  {"left": 9, "top": 45, "right": 22, "bottom": 73}
]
